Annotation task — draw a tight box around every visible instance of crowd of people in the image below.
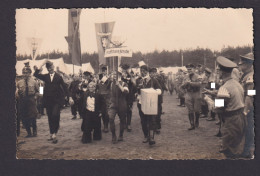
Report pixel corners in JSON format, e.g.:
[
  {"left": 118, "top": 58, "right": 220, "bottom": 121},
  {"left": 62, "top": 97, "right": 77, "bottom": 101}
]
[
  {"left": 16, "top": 52, "right": 254, "bottom": 159},
  {"left": 171, "top": 52, "right": 254, "bottom": 158}
]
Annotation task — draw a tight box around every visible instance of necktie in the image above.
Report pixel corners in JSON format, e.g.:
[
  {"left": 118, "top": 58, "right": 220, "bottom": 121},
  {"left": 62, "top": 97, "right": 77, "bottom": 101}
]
[{"left": 25, "top": 78, "right": 29, "bottom": 96}]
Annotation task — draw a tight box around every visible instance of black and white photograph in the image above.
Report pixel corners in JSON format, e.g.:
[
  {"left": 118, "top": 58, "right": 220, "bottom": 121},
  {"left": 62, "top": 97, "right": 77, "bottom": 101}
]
[{"left": 15, "top": 8, "right": 255, "bottom": 160}]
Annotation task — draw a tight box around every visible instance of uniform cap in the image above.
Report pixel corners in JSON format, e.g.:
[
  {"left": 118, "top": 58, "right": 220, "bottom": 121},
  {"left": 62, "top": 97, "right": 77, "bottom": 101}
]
[
  {"left": 24, "top": 62, "right": 30, "bottom": 67},
  {"left": 216, "top": 56, "right": 237, "bottom": 72},
  {"left": 22, "top": 66, "right": 32, "bottom": 74},
  {"left": 239, "top": 52, "right": 254, "bottom": 65}
]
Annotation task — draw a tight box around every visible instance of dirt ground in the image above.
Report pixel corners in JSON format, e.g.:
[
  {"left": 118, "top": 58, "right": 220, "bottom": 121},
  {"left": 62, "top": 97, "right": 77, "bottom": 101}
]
[{"left": 17, "top": 92, "right": 226, "bottom": 160}]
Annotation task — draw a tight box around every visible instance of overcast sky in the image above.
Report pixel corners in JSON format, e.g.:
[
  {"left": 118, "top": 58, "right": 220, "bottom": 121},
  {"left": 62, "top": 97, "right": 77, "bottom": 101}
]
[{"left": 16, "top": 8, "right": 253, "bottom": 55}]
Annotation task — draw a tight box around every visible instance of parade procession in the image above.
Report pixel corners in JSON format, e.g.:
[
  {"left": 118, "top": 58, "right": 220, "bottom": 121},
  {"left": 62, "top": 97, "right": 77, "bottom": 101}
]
[{"left": 15, "top": 9, "right": 255, "bottom": 160}]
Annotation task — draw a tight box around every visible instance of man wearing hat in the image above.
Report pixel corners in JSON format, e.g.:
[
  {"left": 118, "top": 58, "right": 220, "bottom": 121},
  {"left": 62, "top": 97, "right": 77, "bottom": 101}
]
[
  {"left": 215, "top": 56, "right": 246, "bottom": 158},
  {"left": 108, "top": 68, "right": 129, "bottom": 143},
  {"left": 181, "top": 63, "right": 202, "bottom": 130},
  {"left": 16, "top": 64, "right": 39, "bottom": 137},
  {"left": 97, "top": 66, "right": 111, "bottom": 133},
  {"left": 136, "top": 65, "right": 162, "bottom": 145},
  {"left": 238, "top": 52, "right": 255, "bottom": 158},
  {"left": 34, "top": 60, "right": 73, "bottom": 143},
  {"left": 121, "top": 64, "right": 137, "bottom": 132}
]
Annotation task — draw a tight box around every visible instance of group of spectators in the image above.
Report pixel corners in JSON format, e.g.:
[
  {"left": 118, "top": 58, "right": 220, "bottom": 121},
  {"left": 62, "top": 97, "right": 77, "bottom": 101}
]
[{"left": 172, "top": 52, "right": 254, "bottom": 159}]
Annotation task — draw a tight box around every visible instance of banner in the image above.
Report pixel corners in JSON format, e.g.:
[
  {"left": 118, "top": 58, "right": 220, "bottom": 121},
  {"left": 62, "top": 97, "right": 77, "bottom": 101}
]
[
  {"left": 95, "top": 22, "right": 115, "bottom": 65},
  {"left": 104, "top": 48, "right": 132, "bottom": 58},
  {"left": 65, "top": 9, "right": 82, "bottom": 66}
]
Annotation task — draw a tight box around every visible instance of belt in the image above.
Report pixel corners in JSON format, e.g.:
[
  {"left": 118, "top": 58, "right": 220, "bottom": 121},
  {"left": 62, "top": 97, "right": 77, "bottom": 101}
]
[{"left": 223, "top": 108, "right": 244, "bottom": 117}]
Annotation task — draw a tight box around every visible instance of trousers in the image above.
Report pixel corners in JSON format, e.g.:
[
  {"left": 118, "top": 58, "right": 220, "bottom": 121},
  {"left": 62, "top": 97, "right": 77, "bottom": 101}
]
[
  {"left": 46, "top": 103, "right": 61, "bottom": 134},
  {"left": 137, "top": 103, "right": 157, "bottom": 137}
]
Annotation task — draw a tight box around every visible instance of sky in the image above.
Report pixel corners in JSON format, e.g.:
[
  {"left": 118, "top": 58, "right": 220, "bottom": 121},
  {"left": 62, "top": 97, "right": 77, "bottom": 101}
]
[{"left": 16, "top": 8, "right": 253, "bottom": 55}]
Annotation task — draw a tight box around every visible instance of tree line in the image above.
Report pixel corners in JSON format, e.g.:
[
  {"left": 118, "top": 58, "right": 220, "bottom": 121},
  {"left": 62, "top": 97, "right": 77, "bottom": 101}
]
[{"left": 17, "top": 45, "right": 252, "bottom": 71}]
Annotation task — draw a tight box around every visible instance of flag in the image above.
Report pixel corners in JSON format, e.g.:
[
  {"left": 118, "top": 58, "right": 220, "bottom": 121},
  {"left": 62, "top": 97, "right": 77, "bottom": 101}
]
[
  {"left": 95, "top": 22, "right": 115, "bottom": 65},
  {"left": 65, "top": 9, "right": 82, "bottom": 66}
]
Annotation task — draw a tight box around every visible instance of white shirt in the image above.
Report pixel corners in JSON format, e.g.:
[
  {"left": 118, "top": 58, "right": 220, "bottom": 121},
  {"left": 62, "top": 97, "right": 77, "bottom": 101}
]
[
  {"left": 50, "top": 73, "right": 55, "bottom": 82},
  {"left": 86, "top": 96, "right": 95, "bottom": 112}
]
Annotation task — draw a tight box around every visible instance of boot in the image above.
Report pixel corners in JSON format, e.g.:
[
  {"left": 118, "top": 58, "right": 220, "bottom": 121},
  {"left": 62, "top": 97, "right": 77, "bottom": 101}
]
[
  {"left": 188, "top": 113, "right": 195, "bottom": 130},
  {"left": 195, "top": 112, "right": 200, "bottom": 128},
  {"left": 149, "top": 130, "right": 156, "bottom": 145},
  {"left": 103, "top": 122, "right": 109, "bottom": 133},
  {"left": 33, "top": 130, "right": 37, "bottom": 137},
  {"left": 112, "top": 133, "right": 117, "bottom": 144},
  {"left": 25, "top": 127, "right": 32, "bottom": 138},
  {"left": 208, "top": 111, "right": 216, "bottom": 121}
]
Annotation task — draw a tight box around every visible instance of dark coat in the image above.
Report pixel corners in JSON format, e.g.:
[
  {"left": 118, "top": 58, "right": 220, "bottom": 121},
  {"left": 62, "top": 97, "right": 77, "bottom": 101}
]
[
  {"left": 136, "top": 76, "right": 162, "bottom": 104},
  {"left": 80, "top": 91, "right": 102, "bottom": 115},
  {"left": 33, "top": 70, "right": 69, "bottom": 106}
]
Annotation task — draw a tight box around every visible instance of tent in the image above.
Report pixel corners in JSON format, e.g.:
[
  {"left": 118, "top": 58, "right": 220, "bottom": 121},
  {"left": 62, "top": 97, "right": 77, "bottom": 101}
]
[{"left": 16, "top": 58, "right": 94, "bottom": 75}]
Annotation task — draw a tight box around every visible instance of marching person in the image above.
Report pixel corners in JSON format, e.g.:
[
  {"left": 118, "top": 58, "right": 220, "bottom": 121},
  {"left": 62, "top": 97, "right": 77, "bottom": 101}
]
[
  {"left": 238, "top": 52, "right": 255, "bottom": 158},
  {"left": 16, "top": 64, "right": 39, "bottom": 137},
  {"left": 33, "top": 60, "right": 73, "bottom": 144},
  {"left": 97, "top": 66, "right": 111, "bottom": 133},
  {"left": 108, "top": 69, "right": 129, "bottom": 143},
  {"left": 69, "top": 74, "right": 82, "bottom": 120},
  {"left": 121, "top": 64, "right": 136, "bottom": 132},
  {"left": 181, "top": 64, "right": 202, "bottom": 130},
  {"left": 149, "top": 67, "right": 164, "bottom": 134},
  {"left": 80, "top": 82, "right": 102, "bottom": 143},
  {"left": 136, "top": 65, "right": 162, "bottom": 145},
  {"left": 215, "top": 56, "right": 246, "bottom": 158}
]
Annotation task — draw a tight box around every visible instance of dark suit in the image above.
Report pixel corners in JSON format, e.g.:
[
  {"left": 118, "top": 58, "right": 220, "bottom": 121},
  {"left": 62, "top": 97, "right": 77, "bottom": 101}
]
[
  {"left": 80, "top": 91, "right": 102, "bottom": 143},
  {"left": 34, "top": 69, "right": 69, "bottom": 134}
]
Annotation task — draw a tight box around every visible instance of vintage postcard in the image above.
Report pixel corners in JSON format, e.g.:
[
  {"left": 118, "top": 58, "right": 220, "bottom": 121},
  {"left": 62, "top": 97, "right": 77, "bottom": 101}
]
[{"left": 16, "top": 8, "right": 254, "bottom": 160}]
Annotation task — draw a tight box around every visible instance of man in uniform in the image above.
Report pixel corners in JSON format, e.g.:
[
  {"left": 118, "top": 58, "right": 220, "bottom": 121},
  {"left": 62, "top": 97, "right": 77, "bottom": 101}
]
[
  {"left": 215, "top": 56, "right": 246, "bottom": 158},
  {"left": 34, "top": 60, "right": 73, "bottom": 143},
  {"left": 181, "top": 64, "right": 201, "bottom": 130},
  {"left": 16, "top": 64, "right": 39, "bottom": 137},
  {"left": 136, "top": 65, "right": 162, "bottom": 145},
  {"left": 97, "top": 66, "right": 111, "bottom": 133},
  {"left": 238, "top": 52, "right": 255, "bottom": 158}
]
